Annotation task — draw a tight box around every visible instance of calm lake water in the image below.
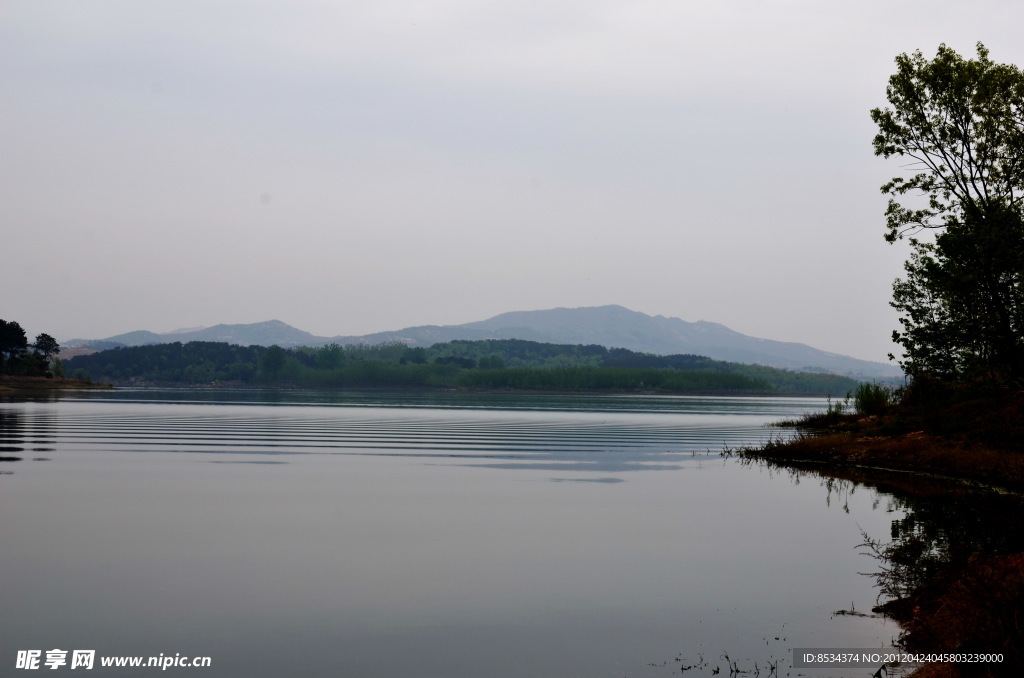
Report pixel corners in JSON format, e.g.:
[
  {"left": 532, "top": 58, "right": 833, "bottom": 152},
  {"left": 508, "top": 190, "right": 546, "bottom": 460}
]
[{"left": 1, "top": 390, "right": 905, "bottom": 677}]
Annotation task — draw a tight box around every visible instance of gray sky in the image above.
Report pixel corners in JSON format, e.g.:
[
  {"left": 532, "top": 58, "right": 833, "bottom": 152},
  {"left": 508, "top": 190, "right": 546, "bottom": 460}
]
[{"left": 4, "top": 1, "right": 1022, "bottom": 362}]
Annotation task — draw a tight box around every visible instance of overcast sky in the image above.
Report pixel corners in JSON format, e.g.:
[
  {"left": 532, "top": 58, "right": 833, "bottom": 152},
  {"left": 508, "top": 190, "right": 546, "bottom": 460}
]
[{"left": 4, "top": 1, "right": 1023, "bottom": 362}]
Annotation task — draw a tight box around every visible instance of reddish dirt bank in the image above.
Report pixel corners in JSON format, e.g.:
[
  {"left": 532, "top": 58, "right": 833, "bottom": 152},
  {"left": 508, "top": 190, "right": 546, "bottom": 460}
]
[{"left": 750, "top": 428, "right": 1024, "bottom": 492}]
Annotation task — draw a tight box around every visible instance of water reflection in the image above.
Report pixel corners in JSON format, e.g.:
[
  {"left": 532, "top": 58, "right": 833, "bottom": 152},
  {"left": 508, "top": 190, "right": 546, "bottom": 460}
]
[
  {"left": 8, "top": 397, "right": 794, "bottom": 477},
  {"left": 758, "top": 463, "right": 1024, "bottom": 583},
  {"left": 0, "top": 409, "right": 25, "bottom": 463},
  {"left": 3, "top": 391, "right": 905, "bottom": 678},
  {"left": 0, "top": 406, "right": 60, "bottom": 468},
  {"left": 745, "top": 458, "right": 1024, "bottom": 675},
  {"left": 0, "top": 390, "right": 72, "bottom": 405},
  {"left": 55, "top": 386, "right": 827, "bottom": 416}
]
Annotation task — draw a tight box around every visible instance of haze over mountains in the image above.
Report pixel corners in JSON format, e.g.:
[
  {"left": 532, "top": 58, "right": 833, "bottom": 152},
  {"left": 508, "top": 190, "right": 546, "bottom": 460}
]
[{"left": 73, "top": 305, "right": 901, "bottom": 379}]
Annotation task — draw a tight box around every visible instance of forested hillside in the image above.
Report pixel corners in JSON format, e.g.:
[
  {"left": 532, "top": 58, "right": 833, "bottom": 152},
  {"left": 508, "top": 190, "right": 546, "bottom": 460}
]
[{"left": 65, "top": 338, "right": 862, "bottom": 395}]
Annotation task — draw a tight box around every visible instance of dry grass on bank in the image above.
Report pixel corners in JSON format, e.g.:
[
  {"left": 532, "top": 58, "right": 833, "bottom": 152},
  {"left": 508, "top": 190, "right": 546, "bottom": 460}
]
[{"left": 753, "top": 429, "right": 1024, "bottom": 491}]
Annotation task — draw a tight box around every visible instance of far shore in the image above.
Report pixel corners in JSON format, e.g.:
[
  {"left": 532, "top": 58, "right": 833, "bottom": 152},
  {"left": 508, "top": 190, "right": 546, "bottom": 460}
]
[
  {"left": 0, "top": 375, "right": 113, "bottom": 392},
  {"left": 28, "top": 379, "right": 843, "bottom": 398}
]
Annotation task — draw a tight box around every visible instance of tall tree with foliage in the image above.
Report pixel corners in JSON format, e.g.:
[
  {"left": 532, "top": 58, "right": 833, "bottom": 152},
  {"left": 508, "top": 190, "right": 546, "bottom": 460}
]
[
  {"left": 872, "top": 43, "right": 1024, "bottom": 378},
  {"left": 33, "top": 333, "right": 60, "bottom": 361},
  {"left": 0, "top": 319, "right": 29, "bottom": 372}
]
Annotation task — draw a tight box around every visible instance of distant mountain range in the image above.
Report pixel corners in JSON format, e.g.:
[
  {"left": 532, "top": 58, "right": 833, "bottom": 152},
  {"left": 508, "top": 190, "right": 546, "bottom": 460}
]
[{"left": 68, "top": 305, "right": 901, "bottom": 379}]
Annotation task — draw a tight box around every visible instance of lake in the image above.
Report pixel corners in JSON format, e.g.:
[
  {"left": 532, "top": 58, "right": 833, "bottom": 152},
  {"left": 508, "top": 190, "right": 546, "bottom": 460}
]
[{"left": 1, "top": 390, "right": 905, "bottom": 677}]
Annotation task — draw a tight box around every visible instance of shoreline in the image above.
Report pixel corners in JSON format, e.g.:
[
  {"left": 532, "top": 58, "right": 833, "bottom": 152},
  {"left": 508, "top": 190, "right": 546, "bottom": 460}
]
[
  {"left": 0, "top": 376, "right": 113, "bottom": 392},
  {"left": 39, "top": 380, "right": 837, "bottom": 398},
  {"left": 741, "top": 428, "right": 1024, "bottom": 493}
]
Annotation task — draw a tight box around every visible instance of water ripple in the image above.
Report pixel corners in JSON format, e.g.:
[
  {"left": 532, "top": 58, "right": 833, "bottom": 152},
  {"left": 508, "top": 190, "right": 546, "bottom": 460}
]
[{"left": 2, "top": 396, "right": 803, "bottom": 474}]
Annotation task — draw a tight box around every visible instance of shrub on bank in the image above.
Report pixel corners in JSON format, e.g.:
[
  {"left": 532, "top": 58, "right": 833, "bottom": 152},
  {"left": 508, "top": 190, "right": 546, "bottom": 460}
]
[{"left": 854, "top": 382, "right": 895, "bottom": 416}]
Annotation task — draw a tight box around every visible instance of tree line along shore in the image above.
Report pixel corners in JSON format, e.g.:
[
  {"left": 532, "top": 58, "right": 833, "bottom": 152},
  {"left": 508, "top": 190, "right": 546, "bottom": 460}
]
[{"left": 57, "top": 337, "right": 865, "bottom": 395}]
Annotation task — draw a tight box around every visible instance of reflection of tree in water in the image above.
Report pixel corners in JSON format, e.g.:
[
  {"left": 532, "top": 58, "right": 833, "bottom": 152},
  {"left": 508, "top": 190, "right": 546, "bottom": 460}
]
[
  {"left": 765, "top": 461, "right": 1024, "bottom": 676},
  {"left": 0, "top": 408, "right": 25, "bottom": 461},
  {"left": 0, "top": 404, "right": 58, "bottom": 470},
  {"left": 859, "top": 486, "right": 1024, "bottom": 605}
]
